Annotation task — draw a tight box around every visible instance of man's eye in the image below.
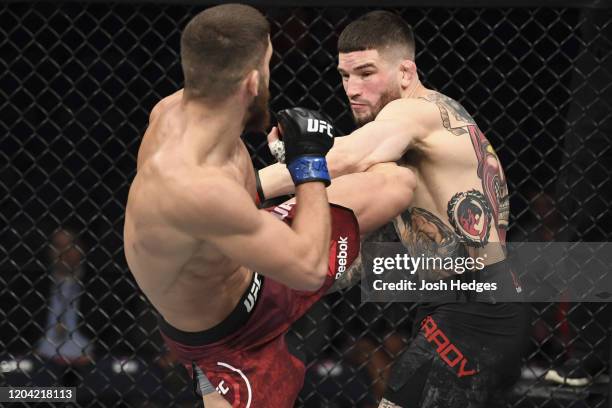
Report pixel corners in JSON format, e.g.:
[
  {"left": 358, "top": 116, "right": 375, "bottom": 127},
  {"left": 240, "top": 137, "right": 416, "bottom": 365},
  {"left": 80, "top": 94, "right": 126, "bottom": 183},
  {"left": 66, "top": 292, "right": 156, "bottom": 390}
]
[{"left": 362, "top": 72, "right": 373, "bottom": 77}]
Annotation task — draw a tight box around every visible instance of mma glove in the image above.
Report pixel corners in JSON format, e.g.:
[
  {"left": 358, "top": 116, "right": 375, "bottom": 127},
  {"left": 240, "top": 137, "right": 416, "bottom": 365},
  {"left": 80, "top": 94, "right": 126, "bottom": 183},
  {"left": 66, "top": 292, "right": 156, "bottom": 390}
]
[{"left": 275, "top": 107, "right": 335, "bottom": 186}]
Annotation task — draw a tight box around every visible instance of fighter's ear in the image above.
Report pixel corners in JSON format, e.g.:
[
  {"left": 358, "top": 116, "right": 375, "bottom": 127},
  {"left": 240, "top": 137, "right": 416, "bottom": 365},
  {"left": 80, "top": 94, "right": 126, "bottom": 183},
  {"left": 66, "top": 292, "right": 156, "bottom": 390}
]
[
  {"left": 399, "top": 59, "right": 416, "bottom": 89},
  {"left": 244, "top": 70, "right": 260, "bottom": 98}
]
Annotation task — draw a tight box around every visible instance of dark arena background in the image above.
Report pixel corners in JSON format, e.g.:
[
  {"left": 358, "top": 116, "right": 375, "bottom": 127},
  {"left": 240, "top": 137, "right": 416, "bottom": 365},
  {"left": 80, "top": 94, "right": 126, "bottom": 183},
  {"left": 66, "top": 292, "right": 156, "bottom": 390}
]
[{"left": 1, "top": 0, "right": 611, "bottom": 406}]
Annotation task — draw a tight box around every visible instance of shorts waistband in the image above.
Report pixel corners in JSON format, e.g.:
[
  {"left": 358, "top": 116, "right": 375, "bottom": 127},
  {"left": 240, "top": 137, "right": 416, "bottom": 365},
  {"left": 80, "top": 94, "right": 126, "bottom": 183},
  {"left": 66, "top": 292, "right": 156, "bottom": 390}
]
[
  {"left": 465, "top": 258, "right": 522, "bottom": 302},
  {"left": 158, "top": 272, "right": 264, "bottom": 346}
]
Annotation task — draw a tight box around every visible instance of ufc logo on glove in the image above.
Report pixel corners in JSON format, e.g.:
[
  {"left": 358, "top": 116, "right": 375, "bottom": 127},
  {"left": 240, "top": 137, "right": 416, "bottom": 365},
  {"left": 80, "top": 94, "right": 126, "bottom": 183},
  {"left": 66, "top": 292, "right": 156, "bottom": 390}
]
[{"left": 307, "top": 118, "right": 333, "bottom": 137}]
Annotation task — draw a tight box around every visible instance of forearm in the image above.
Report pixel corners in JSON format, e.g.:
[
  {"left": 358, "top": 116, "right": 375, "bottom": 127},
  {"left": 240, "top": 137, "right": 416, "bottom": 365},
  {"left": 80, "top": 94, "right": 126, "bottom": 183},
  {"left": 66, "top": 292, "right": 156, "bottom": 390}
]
[
  {"left": 258, "top": 124, "right": 391, "bottom": 200},
  {"left": 292, "top": 182, "right": 331, "bottom": 271},
  {"left": 258, "top": 147, "right": 357, "bottom": 200},
  {"left": 258, "top": 162, "right": 295, "bottom": 199}
]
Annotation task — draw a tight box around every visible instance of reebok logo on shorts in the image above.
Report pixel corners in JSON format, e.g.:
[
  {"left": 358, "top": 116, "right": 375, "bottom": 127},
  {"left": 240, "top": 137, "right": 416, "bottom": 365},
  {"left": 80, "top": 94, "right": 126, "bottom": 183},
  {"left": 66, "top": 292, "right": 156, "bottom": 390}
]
[
  {"left": 335, "top": 237, "right": 349, "bottom": 279},
  {"left": 421, "top": 316, "right": 477, "bottom": 378}
]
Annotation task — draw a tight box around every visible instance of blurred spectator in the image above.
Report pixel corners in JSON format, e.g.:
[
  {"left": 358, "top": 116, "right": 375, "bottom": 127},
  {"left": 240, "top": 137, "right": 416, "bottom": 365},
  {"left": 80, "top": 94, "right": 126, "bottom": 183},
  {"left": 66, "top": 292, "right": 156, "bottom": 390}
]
[
  {"left": 527, "top": 190, "right": 561, "bottom": 242},
  {"left": 36, "top": 228, "right": 94, "bottom": 365}
]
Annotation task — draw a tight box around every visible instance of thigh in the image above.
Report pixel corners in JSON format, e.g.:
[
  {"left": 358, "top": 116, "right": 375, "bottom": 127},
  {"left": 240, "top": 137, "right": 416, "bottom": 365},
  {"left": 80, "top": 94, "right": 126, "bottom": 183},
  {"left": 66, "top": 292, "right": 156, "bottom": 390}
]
[
  {"left": 383, "top": 306, "right": 523, "bottom": 408},
  {"left": 192, "top": 339, "right": 306, "bottom": 408}
]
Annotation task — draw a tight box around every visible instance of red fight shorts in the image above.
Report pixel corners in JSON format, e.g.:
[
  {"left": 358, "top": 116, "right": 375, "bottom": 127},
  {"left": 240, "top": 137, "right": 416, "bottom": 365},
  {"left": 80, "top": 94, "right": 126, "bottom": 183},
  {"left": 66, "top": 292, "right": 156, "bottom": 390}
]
[{"left": 159, "top": 202, "right": 360, "bottom": 407}]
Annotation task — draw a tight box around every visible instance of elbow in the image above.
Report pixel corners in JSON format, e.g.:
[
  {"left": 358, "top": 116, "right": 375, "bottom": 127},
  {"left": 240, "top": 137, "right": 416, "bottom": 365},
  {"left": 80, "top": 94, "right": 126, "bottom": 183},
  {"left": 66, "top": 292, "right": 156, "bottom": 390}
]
[
  {"left": 290, "top": 255, "right": 329, "bottom": 292},
  {"left": 328, "top": 149, "right": 362, "bottom": 178},
  {"left": 301, "top": 272, "right": 327, "bottom": 292}
]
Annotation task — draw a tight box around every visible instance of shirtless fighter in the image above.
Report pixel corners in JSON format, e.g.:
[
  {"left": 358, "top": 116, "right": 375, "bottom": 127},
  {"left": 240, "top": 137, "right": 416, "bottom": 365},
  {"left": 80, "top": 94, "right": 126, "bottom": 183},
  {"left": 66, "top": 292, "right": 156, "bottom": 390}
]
[
  {"left": 258, "top": 11, "right": 527, "bottom": 408},
  {"left": 123, "top": 5, "right": 415, "bottom": 408}
]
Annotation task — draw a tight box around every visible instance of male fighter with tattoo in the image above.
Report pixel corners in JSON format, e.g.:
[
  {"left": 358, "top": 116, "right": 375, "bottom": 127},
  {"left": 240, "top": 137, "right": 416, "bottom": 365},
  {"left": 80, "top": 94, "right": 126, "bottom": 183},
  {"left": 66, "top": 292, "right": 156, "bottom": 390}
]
[
  {"left": 258, "top": 11, "right": 527, "bottom": 407},
  {"left": 123, "top": 5, "right": 415, "bottom": 407}
]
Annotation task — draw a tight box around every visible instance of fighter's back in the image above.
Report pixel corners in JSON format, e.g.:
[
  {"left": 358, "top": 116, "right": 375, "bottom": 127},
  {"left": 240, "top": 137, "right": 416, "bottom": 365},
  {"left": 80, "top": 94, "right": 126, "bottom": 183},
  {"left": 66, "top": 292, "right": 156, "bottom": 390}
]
[
  {"left": 388, "top": 91, "right": 509, "bottom": 268},
  {"left": 124, "top": 95, "right": 254, "bottom": 332}
]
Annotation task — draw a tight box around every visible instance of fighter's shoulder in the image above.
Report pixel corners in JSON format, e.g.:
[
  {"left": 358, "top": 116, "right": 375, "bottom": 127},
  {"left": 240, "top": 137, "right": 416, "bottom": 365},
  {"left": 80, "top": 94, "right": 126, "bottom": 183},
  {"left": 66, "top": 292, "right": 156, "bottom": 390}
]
[
  {"left": 175, "top": 170, "right": 243, "bottom": 210},
  {"left": 418, "top": 91, "right": 475, "bottom": 121},
  {"left": 418, "top": 90, "right": 460, "bottom": 106},
  {"left": 376, "top": 97, "right": 439, "bottom": 125},
  {"left": 169, "top": 169, "right": 256, "bottom": 231},
  {"left": 149, "top": 89, "right": 184, "bottom": 123}
]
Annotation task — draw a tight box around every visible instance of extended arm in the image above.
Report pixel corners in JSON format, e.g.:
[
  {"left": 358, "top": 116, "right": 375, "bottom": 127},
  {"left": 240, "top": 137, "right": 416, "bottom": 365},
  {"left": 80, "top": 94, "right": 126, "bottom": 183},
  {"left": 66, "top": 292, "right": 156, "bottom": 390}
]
[
  {"left": 259, "top": 98, "right": 434, "bottom": 199},
  {"left": 178, "top": 176, "right": 331, "bottom": 291},
  {"left": 178, "top": 108, "right": 338, "bottom": 291}
]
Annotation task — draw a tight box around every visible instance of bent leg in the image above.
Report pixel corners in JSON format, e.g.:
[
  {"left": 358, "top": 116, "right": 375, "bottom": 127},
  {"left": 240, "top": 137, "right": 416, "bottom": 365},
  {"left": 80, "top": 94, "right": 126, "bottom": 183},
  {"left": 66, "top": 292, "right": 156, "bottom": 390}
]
[
  {"left": 326, "top": 163, "right": 415, "bottom": 236},
  {"left": 281, "top": 163, "right": 414, "bottom": 235}
]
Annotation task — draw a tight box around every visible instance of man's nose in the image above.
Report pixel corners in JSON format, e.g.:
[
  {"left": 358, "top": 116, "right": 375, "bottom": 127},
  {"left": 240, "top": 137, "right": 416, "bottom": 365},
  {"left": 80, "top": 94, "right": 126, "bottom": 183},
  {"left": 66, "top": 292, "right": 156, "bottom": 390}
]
[{"left": 346, "top": 77, "right": 362, "bottom": 99}]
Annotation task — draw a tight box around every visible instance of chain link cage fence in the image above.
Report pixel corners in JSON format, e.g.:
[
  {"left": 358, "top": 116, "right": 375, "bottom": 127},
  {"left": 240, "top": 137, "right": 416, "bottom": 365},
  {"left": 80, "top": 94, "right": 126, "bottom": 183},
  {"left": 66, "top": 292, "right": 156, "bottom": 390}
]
[{"left": 1, "top": 0, "right": 611, "bottom": 407}]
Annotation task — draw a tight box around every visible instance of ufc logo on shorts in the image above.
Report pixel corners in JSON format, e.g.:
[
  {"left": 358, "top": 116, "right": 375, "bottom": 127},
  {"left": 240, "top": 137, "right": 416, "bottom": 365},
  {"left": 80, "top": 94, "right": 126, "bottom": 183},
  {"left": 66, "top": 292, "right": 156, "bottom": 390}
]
[
  {"left": 421, "top": 316, "right": 477, "bottom": 378},
  {"left": 216, "top": 380, "right": 229, "bottom": 395},
  {"left": 307, "top": 118, "right": 333, "bottom": 137},
  {"left": 270, "top": 203, "right": 294, "bottom": 220},
  {"left": 243, "top": 273, "right": 262, "bottom": 313},
  {"left": 215, "top": 362, "right": 253, "bottom": 408}
]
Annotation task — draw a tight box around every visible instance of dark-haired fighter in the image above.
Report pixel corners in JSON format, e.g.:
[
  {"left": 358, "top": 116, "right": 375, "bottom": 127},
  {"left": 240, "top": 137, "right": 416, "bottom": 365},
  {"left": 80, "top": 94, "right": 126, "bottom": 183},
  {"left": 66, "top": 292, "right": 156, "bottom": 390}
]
[
  {"left": 123, "top": 5, "right": 415, "bottom": 408},
  {"left": 259, "top": 11, "right": 527, "bottom": 408}
]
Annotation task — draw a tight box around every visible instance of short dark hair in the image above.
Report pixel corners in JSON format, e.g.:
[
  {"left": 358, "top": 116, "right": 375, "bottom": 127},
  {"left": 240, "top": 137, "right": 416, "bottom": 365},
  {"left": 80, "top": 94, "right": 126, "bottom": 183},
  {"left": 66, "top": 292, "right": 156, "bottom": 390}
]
[
  {"left": 338, "top": 11, "right": 415, "bottom": 60},
  {"left": 181, "top": 4, "right": 270, "bottom": 100}
]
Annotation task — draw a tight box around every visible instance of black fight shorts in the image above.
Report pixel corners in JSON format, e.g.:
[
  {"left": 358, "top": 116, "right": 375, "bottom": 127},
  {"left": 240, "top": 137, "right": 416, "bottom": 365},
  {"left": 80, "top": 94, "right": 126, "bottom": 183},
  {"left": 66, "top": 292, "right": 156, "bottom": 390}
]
[{"left": 383, "top": 263, "right": 528, "bottom": 407}]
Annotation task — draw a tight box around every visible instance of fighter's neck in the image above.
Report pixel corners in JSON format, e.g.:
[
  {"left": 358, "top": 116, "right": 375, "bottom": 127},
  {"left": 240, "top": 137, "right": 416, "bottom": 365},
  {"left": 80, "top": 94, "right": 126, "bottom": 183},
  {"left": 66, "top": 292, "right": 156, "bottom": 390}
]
[
  {"left": 180, "top": 96, "right": 247, "bottom": 164},
  {"left": 401, "top": 79, "right": 428, "bottom": 99}
]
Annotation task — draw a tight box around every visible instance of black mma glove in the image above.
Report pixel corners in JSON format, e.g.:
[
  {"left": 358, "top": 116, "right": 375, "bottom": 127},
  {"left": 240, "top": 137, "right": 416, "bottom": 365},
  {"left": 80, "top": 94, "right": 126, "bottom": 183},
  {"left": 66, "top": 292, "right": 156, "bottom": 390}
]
[{"left": 275, "top": 107, "right": 335, "bottom": 186}]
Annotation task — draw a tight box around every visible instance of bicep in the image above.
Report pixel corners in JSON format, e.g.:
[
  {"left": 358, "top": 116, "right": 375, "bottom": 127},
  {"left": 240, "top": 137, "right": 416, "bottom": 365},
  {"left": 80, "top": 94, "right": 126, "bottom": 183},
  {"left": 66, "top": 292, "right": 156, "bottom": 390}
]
[
  {"left": 329, "top": 120, "right": 416, "bottom": 175},
  {"left": 178, "top": 178, "right": 298, "bottom": 274},
  {"left": 177, "top": 177, "right": 326, "bottom": 290},
  {"left": 330, "top": 100, "right": 437, "bottom": 174},
  {"left": 207, "top": 208, "right": 303, "bottom": 278},
  {"left": 193, "top": 188, "right": 314, "bottom": 287},
  {"left": 358, "top": 120, "right": 416, "bottom": 167}
]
